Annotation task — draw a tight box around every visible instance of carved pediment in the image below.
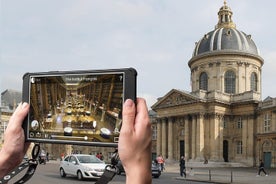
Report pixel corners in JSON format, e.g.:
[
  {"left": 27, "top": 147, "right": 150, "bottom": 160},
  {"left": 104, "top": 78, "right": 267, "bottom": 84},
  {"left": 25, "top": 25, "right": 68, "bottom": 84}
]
[{"left": 152, "top": 89, "right": 200, "bottom": 109}]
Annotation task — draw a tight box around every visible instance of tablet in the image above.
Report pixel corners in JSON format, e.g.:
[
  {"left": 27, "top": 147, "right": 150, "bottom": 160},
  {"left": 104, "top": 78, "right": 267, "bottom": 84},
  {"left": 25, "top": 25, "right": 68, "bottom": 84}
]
[{"left": 22, "top": 68, "right": 137, "bottom": 147}]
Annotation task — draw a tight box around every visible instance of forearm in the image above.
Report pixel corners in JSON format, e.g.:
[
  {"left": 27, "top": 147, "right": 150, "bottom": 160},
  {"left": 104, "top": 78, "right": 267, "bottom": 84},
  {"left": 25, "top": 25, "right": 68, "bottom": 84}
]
[
  {"left": 0, "top": 150, "right": 14, "bottom": 178},
  {"left": 0, "top": 103, "right": 30, "bottom": 179},
  {"left": 125, "top": 167, "right": 152, "bottom": 184}
]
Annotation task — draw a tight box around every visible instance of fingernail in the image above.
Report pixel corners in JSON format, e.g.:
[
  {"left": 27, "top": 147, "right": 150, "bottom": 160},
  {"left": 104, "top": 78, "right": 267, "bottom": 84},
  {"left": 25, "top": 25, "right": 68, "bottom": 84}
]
[
  {"left": 124, "top": 99, "right": 134, "bottom": 107},
  {"left": 22, "top": 102, "right": 28, "bottom": 109}
]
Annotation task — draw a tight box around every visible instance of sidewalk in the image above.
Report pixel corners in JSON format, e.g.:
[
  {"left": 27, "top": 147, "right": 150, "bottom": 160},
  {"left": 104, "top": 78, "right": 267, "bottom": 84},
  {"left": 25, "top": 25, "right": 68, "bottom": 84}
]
[{"left": 165, "top": 162, "right": 276, "bottom": 184}]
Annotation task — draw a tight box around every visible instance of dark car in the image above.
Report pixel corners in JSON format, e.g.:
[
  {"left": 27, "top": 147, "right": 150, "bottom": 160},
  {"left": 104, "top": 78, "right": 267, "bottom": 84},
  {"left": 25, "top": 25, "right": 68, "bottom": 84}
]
[
  {"left": 115, "top": 161, "right": 161, "bottom": 178},
  {"left": 151, "top": 163, "right": 162, "bottom": 178}
]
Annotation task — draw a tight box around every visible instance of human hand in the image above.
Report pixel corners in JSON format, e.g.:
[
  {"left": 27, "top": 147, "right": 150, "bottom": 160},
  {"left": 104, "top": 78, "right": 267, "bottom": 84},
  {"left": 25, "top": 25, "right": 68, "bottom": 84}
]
[
  {"left": 118, "top": 98, "right": 152, "bottom": 184},
  {"left": 0, "top": 102, "right": 30, "bottom": 178}
]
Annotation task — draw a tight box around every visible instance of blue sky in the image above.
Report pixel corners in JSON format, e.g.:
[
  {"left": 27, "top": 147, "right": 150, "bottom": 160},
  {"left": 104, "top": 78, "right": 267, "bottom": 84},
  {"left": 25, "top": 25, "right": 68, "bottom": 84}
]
[{"left": 1, "top": 0, "right": 276, "bottom": 108}]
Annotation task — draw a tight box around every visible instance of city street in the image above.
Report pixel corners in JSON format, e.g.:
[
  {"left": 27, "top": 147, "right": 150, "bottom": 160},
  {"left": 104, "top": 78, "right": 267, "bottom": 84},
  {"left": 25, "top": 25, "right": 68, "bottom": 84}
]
[{"left": 9, "top": 161, "right": 212, "bottom": 184}]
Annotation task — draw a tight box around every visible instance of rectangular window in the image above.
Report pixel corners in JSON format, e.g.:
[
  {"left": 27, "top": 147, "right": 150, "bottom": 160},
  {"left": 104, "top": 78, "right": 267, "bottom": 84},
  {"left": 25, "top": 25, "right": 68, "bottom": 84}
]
[
  {"left": 223, "top": 118, "right": 227, "bottom": 128},
  {"left": 236, "top": 141, "right": 243, "bottom": 154},
  {"left": 237, "top": 117, "right": 242, "bottom": 129},
  {"left": 264, "top": 113, "right": 271, "bottom": 132}
]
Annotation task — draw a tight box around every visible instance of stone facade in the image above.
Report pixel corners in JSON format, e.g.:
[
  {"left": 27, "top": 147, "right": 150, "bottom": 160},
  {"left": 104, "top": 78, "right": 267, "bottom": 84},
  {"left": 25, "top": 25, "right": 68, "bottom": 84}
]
[{"left": 151, "top": 1, "right": 276, "bottom": 168}]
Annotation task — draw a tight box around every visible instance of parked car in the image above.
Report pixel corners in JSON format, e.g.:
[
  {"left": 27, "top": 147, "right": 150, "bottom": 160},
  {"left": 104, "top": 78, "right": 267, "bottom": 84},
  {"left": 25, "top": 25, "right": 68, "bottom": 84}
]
[
  {"left": 59, "top": 154, "right": 106, "bottom": 180},
  {"left": 116, "top": 160, "right": 161, "bottom": 178}
]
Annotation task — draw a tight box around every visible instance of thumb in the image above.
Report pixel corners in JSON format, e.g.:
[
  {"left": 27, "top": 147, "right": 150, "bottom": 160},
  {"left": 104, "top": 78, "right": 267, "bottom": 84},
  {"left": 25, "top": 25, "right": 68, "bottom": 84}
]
[{"left": 121, "top": 99, "right": 136, "bottom": 132}]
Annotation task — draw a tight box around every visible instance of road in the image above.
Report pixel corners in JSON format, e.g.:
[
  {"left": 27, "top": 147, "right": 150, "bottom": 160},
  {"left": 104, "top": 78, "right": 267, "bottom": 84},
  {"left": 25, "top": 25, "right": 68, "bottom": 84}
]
[{"left": 9, "top": 161, "right": 213, "bottom": 184}]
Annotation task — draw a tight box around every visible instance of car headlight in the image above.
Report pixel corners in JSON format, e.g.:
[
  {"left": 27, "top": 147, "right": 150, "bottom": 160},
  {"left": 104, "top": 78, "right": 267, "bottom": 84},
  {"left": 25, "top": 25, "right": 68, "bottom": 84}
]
[
  {"left": 94, "top": 169, "right": 104, "bottom": 172},
  {"left": 83, "top": 166, "right": 92, "bottom": 172}
]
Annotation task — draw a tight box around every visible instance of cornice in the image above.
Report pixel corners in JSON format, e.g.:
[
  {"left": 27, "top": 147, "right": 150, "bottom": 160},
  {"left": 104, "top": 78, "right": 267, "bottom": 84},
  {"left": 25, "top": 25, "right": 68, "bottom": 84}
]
[{"left": 188, "top": 51, "right": 264, "bottom": 68}]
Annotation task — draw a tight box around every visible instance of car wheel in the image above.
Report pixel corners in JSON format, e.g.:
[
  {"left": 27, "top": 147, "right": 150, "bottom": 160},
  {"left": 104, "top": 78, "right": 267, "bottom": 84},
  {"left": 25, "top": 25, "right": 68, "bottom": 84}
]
[
  {"left": 77, "top": 171, "right": 83, "bottom": 180},
  {"left": 60, "top": 168, "right": 66, "bottom": 177}
]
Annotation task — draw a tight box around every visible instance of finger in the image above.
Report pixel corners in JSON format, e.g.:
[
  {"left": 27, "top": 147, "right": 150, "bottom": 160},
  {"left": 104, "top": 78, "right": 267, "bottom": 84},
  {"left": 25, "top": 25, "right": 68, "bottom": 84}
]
[
  {"left": 134, "top": 98, "right": 150, "bottom": 131},
  {"left": 121, "top": 99, "right": 136, "bottom": 133},
  {"left": 135, "top": 98, "right": 149, "bottom": 122}
]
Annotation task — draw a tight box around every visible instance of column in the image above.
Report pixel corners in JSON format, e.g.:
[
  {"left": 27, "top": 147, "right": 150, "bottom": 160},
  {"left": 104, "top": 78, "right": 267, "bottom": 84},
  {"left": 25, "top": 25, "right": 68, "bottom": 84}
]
[
  {"left": 191, "top": 115, "right": 197, "bottom": 160},
  {"left": 213, "top": 114, "right": 221, "bottom": 160},
  {"left": 168, "top": 117, "right": 174, "bottom": 160},
  {"left": 184, "top": 117, "right": 190, "bottom": 159},
  {"left": 210, "top": 114, "right": 219, "bottom": 160},
  {"left": 196, "top": 114, "right": 204, "bottom": 160},
  {"left": 65, "top": 145, "right": 72, "bottom": 155},
  {"left": 156, "top": 119, "right": 162, "bottom": 156},
  {"left": 161, "top": 119, "right": 167, "bottom": 158}
]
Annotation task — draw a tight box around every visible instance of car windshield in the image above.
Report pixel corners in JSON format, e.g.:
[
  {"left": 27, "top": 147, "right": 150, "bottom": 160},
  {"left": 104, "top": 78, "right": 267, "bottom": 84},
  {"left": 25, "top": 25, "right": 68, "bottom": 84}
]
[{"left": 76, "top": 155, "right": 103, "bottom": 164}]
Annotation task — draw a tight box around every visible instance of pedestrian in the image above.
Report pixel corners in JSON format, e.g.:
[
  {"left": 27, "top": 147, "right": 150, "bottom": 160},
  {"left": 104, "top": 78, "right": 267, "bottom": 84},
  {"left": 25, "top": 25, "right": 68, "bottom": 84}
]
[
  {"left": 156, "top": 155, "right": 165, "bottom": 172},
  {"left": 179, "top": 156, "right": 186, "bottom": 177},
  {"left": 46, "top": 152, "right": 49, "bottom": 162},
  {"left": 96, "top": 152, "right": 100, "bottom": 159},
  {"left": 99, "top": 152, "right": 104, "bottom": 160},
  {"left": 257, "top": 159, "right": 268, "bottom": 176},
  {"left": 60, "top": 152, "right": 65, "bottom": 161}
]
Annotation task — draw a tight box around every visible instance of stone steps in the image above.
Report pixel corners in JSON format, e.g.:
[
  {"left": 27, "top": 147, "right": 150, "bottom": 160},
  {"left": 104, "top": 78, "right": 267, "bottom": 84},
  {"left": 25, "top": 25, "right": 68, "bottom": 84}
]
[{"left": 165, "top": 161, "right": 249, "bottom": 168}]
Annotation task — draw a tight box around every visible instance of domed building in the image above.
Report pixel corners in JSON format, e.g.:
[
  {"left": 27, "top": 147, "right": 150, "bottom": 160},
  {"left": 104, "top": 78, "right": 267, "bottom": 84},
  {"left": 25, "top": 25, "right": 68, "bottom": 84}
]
[{"left": 152, "top": 1, "right": 276, "bottom": 167}]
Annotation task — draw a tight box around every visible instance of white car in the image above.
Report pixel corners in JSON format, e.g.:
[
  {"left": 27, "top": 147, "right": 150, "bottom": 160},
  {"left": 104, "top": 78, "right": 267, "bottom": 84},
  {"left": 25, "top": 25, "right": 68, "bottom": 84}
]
[{"left": 59, "top": 154, "right": 106, "bottom": 180}]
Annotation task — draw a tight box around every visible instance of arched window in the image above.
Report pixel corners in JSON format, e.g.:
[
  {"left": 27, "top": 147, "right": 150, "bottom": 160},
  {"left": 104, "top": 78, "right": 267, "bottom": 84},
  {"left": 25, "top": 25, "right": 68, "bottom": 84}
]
[
  {"left": 199, "top": 72, "right": 208, "bottom": 90},
  {"left": 224, "top": 70, "right": 236, "bottom": 94},
  {"left": 250, "top": 72, "right": 258, "bottom": 91}
]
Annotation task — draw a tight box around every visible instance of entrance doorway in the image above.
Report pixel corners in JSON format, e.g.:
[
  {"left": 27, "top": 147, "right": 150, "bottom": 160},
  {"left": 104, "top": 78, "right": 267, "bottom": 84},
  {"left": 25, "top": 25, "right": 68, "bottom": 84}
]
[
  {"left": 264, "top": 152, "right": 272, "bottom": 168},
  {"left": 180, "top": 140, "right": 185, "bottom": 158},
  {"left": 223, "top": 140, "right": 229, "bottom": 162}
]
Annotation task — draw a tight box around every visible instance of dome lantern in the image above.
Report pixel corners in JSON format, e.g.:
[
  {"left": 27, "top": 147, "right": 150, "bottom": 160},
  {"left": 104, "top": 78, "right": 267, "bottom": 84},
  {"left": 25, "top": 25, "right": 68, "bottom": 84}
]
[
  {"left": 191, "top": 0, "right": 261, "bottom": 58},
  {"left": 216, "top": 0, "right": 236, "bottom": 29}
]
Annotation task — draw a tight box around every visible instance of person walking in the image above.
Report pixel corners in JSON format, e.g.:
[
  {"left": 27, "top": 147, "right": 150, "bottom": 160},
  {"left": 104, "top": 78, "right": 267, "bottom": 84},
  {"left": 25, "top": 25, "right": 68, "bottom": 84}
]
[
  {"left": 179, "top": 156, "right": 186, "bottom": 177},
  {"left": 257, "top": 159, "right": 268, "bottom": 176},
  {"left": 156, "top": 155, "right": 165, "bottom": 172}
]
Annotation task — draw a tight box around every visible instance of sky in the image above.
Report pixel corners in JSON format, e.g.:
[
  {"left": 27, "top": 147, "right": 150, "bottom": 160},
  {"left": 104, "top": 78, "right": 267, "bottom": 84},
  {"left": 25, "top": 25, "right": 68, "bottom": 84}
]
[{"left": 1, "top": 0, "right": 276, "bottom": 109}]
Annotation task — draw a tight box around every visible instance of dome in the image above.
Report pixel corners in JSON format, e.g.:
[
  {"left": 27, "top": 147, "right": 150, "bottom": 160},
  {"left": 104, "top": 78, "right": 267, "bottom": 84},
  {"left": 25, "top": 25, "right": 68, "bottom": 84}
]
[
  {"left": 193, "top": 28, "right": 259, "bottom": 56},
  {"left": 192, "top": 1, "right": 259, "bottom": 57}
]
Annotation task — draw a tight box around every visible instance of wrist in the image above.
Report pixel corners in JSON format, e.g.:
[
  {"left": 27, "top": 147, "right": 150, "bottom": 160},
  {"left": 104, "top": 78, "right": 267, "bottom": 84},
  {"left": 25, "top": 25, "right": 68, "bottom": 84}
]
[{"left": 125, "top": 165, "right": 152, "bottom": 184}]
